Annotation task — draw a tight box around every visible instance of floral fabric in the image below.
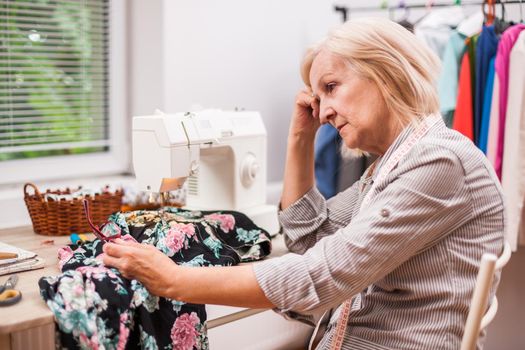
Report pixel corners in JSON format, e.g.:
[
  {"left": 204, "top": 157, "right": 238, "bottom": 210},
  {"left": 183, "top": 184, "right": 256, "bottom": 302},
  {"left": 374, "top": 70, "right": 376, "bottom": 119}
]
[{"left": 39, "top": 207, "right": 272, "bottom": 350}]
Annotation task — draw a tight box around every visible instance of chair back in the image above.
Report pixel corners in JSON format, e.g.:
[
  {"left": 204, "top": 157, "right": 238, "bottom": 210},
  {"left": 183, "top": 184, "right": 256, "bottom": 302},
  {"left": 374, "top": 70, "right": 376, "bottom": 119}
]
[{"left": 460, "top": 240, "right": 511, "bottom": 350}]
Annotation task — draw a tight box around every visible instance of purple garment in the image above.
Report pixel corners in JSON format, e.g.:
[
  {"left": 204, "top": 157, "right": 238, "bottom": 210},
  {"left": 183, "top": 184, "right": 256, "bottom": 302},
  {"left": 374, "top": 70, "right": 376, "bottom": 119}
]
[{"left": 495, "top": 24, "right": 525, "bottom": 179}]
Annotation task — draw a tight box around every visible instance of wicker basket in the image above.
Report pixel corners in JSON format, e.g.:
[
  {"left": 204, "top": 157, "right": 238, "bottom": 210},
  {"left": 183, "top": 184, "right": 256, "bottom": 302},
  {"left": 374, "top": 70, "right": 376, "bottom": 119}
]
[{"left": 23, "top": 182, "right": 123, "bottom": 236}]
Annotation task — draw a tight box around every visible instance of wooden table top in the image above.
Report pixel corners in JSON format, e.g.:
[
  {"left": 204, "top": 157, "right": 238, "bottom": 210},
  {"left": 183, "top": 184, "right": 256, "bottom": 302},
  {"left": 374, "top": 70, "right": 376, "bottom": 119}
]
[
  {"left": 0, "top": 226, "right": 82, "bottom": 334},
  {"left": 0, "top": 226, "right": 286, "bottom": 334}
]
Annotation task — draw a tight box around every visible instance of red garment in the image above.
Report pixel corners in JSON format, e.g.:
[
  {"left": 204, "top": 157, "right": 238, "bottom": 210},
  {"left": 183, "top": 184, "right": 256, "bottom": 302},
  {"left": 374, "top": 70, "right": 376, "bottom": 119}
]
[{"left": 453, "top": 52, "right": 474, "bottom": 141}]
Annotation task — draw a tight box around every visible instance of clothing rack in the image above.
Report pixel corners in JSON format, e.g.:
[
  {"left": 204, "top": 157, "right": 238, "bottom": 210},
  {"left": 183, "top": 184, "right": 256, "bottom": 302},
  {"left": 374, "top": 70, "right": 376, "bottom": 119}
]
[{"left": 334, "top": 0, "right": 525, "bottom": 22}]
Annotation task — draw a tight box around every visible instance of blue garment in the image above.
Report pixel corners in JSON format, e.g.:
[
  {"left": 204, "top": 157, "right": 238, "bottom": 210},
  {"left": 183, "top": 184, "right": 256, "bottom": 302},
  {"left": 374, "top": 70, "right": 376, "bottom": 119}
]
[
  {"left": 478, "top": 57, "right": 496, "bottom": 154},
  {"left": 474, "top": 25, "right": 499, "bottom": 145},
  {"left": 314, "top": 124, "right": 341, "bottom": 199},
  {"left": 438, "top": 30, "right": 467, "bottom": 127}
]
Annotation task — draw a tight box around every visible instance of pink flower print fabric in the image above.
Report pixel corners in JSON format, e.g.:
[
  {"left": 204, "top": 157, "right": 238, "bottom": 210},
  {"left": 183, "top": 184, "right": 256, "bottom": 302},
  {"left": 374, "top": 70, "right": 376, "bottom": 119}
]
[
  {"left": 165, "top": 227, "right": 187, "bottom": 254},
  {"left": 171, "top": 312, "right": 202, "bottom": 350},
  {"left": 57, "top": 246, "right": 77, "bottom": 270},
  {"left": 204, "top": 213, "right": 235, "bottom": 232},
  {"left": 39, "top": 207, "right": 271, "bottom": 349},
  {"left": 100, "top": 221, "right": 122, "bottom": 238},
  {"left": 165, "top": 223, "right": 197, "bottom": 255}
]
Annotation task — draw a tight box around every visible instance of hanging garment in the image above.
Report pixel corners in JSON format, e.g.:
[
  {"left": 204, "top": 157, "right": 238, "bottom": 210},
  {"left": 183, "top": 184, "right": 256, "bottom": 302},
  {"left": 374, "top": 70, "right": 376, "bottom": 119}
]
[
  {"left": 494, "top": 24, "right": 525, "bottom": 179},
  {"left": 486, "top": 73, "right": 500, "bottom": 166},
  {"left": 39, "top": 208, "right": 272, "bottom": 350},
  {"left": 479, "top": 57, "right": 496, "bottom": 154},
  {"left": 438, "top": 30, "right": 467, "bottom": 127},
  {"left": 414, "top": 7, "right": 465, "bottom": 59},
  {"left": 467, "top": 34, "right": 480, "bottom": 134},
  {"left": 501, "top": 31, "right": 525, "bottom": 251},
  {"left": 315, "top": 124, "right": 341, "bottom": 199},
  {"left": 474, "top": 25, "right": 499, "bottom": 145},
  {"left": 315, "top": 124, "right": 369, "bottom": 198},
  {"left": 456, "top": 12, "right": 484, "bottom": 38},
  {"left": 437, "top": 11, "right": 483, "bottom": 128},
  {"left": 453, "top": 52, "right": 474, "bottom": 140}
]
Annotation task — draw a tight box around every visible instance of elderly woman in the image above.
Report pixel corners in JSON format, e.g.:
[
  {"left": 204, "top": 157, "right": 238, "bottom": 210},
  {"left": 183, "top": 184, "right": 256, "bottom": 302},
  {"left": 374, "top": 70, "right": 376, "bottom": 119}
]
[{"left": 104, "top": 18, "right": 504, "bottom": 349}]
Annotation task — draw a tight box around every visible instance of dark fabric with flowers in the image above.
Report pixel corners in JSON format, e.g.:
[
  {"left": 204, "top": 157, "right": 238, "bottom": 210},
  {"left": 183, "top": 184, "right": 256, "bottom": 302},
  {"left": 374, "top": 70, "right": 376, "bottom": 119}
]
[{"left": 38, "top": 207, "right": 272, "bottom": 350}]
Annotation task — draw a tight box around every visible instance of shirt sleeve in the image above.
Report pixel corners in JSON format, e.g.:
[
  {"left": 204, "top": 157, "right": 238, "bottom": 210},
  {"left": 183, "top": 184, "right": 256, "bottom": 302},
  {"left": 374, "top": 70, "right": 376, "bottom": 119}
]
[
  {"left": 254, "top": 145, "right": 473, "bottom": 314},
  {"left": 280, "top": 181, "right": 360, "bottom": 255}
]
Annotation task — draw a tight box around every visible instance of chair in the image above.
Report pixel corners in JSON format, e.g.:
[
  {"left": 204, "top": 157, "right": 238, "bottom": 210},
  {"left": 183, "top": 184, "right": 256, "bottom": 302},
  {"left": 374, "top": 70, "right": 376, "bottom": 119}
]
[{"left": 460, "top": 240, "right": 512, "bottom": 350}]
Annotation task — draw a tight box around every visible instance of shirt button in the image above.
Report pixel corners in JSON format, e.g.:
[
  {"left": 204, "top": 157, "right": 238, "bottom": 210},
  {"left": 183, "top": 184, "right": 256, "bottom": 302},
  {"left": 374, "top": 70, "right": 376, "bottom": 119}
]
[{"left": 380, "top": 208, "right": 390, "bottom": 217}]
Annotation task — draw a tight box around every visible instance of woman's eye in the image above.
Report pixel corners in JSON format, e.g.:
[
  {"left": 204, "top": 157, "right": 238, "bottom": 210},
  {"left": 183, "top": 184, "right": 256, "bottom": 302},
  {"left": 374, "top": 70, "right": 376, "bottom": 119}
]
[{"left": 326, "top": 83, "right": 336, "bottom": 93}]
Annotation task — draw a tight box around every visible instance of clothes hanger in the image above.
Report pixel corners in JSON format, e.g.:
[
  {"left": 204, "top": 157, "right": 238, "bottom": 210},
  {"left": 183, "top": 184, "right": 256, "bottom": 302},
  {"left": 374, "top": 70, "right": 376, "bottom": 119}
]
[
  {"left": 334, "top": 6, "right": 349, "bottom": 22},
  {"left": 390, "top": 0, "right": 409, "bottom": 22},
  {"left": 494, "top": 0, "right": 513, "bottom": 34},
  {"left": 482, "top": 0, "right": 495, "bottom": 25},
  {"left": 499, "top": 0, "right": 506, "bottom": 24},
  {"left": 401, "top": 0, "right": 410, "bottom": 22}
]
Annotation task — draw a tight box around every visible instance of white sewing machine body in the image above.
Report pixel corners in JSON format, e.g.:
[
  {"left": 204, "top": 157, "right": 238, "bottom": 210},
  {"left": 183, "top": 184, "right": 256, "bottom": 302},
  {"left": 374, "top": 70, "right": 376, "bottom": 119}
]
[{"left": 132, "top": 109, "right": 279, "bottom": 235}]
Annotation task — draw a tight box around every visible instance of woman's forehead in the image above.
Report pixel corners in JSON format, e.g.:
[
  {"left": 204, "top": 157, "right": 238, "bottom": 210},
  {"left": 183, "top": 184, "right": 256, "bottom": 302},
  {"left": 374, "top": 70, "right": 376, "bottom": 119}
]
[{"left": 310, "top": 51, "right": 348, "bottom": 82}]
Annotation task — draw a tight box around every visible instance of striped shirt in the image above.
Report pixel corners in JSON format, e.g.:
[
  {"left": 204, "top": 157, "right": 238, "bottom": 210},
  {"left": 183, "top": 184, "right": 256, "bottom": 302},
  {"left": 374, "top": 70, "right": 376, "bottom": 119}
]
[{"left": 253, "top": 117, "right": 505, "bottom": 349}]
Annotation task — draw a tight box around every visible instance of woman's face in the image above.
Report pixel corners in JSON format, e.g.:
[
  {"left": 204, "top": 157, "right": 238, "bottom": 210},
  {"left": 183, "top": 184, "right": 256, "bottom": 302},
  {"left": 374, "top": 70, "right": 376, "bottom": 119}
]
[{"left": 309, "top": 50, "right": 398, "bottom": 155}]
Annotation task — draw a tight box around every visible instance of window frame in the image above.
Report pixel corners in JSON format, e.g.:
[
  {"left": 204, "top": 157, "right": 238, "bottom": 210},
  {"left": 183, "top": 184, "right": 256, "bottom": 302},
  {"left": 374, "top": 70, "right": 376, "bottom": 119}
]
[{"left": 0, "top": 0, "right": 129, "bottom": 185}]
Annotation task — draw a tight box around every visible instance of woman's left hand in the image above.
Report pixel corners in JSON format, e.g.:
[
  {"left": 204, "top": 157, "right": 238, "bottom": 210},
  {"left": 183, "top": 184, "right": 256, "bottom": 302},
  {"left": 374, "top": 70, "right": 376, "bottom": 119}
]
[{"left": 102, "top": 239, "right": 178, "bottom": 298}]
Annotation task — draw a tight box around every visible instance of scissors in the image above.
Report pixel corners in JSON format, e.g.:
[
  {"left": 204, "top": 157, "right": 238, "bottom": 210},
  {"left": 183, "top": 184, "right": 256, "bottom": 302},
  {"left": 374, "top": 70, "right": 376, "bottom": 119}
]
[
  {"left": 82, "top": 199, "right": 122, "bottom": 243},
  {"left": 0, "top": 275, "right": 22, "bottom": 306}
]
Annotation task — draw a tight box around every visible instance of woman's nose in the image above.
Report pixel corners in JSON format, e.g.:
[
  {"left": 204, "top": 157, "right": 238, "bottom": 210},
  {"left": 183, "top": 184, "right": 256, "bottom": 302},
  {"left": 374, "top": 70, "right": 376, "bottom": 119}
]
[{"left": 319, "top": 103, "right": 335, "bottom": 125}]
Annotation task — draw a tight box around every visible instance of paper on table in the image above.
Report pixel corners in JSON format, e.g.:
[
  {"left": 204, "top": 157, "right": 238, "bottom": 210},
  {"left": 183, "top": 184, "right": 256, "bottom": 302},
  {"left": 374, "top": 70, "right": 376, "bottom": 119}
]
[
  {"left": 0, "top": 241, "right": 37, "bottom": 266},
  {"left": 0, "top": 256, "right": 45, "bottom": 276}
]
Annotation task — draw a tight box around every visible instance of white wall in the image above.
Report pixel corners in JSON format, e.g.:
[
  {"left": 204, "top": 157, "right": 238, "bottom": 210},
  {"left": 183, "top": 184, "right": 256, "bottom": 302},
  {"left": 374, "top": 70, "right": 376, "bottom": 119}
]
[
  {"left": 130, "top": 0, "right": 164, "bottom": 116},
  {"left": 131, "top": 1, "right": 525, "bottom": 349},
  {"left": 161, "top": 0, "right": 340, "bottom": 182}
]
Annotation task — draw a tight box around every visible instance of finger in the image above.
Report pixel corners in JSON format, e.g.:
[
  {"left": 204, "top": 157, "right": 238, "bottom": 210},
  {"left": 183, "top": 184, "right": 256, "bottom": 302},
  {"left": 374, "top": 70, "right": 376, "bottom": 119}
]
[
  {"left": 103, "top": 254, "right": 136, "bottom": 279},
  {"left": 102, "top": 254, "right": 123, "bottom": 269},
  {"left": 311, "top": 99, "right": 320, "bottom": 119},
  {"left": 103, "top": 242, "right": 131, "bottom": 258},
  {"left": 296, "top": 92, "right": 315, "bottom": 108}
]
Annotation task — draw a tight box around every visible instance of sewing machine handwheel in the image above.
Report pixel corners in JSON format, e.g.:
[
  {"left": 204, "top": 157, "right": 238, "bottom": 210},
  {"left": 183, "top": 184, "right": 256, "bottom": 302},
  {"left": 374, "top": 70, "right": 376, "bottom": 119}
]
[{"left": 240, "top": 153, "right": 259, "bottom": 187}]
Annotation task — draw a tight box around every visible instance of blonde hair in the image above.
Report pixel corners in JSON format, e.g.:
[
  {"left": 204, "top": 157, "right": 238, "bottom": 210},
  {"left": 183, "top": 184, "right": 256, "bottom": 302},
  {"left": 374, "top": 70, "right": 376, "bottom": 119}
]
[{"left": 301, "top": 17, "right": 441, "bottom": 130}]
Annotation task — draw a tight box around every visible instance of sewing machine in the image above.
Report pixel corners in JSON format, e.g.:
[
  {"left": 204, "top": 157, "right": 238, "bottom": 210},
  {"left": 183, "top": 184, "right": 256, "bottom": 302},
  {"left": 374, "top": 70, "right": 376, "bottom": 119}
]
[{"left": 132, "top": 109, "right": 279, "bottom": 235}]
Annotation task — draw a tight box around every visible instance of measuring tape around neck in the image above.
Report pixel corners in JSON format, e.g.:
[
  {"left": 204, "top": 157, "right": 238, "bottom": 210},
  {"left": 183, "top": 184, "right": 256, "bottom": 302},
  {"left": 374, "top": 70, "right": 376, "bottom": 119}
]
[
  {"left": 329, "top": 114, "right": 440, "bottom": 350},
  {"left": 360, "top": 114, "right": 441, "bottom": 211}
]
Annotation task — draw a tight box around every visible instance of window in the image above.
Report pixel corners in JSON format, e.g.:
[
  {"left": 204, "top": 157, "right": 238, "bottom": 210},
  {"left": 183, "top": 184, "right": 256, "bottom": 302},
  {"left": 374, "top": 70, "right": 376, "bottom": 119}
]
[{"left": 0, "top": 0, "right": 127, "bottom": 184}]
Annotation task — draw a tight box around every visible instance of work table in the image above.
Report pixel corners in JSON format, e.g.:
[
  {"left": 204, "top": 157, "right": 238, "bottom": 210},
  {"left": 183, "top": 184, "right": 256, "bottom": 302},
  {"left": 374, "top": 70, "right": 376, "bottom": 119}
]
[
  {"left": 0, "top": 226, "right": 71, "bottom": 335},
  {"left": 0, "top": 226, "right": 299, "bottom": 350}
]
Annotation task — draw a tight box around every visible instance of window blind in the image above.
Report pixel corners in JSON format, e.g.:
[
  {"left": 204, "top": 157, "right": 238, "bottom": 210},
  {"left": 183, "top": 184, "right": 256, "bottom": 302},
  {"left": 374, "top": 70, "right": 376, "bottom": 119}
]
[{"left": 0, "top": 0, "right": 110, "bottom": 161}]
